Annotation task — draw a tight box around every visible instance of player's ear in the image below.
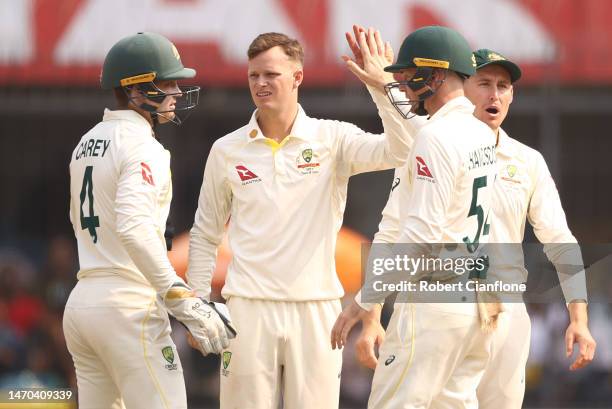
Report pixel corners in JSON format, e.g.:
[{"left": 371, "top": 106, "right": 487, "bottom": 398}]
[
  {"left": 509, "top": 85, "right": 514, "bottom": 104},
  {"left": 293, "top": 68, "right": 303, "bottom": 89},
  {"left": 431, "top": 69, "right": 445, "bottom": 89}
]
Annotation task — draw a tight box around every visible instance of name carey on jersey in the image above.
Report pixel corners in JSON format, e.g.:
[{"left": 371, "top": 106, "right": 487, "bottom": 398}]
[
  {"left": 75, "top": 138, "right": 111, "bottom": 160},
  {"left": 467, "top": 144, "right": 496, "bottom": 170}
]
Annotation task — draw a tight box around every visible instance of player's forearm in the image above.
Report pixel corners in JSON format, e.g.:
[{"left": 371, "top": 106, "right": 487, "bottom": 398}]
[
  {"left": 187, "top": 230, "right": 219, "bottom": 300},
  {"left": 568, "top": 301, "right": 588, "bottom": 324},
  {"left": 118, "top": 222, "right": 178, "bottom": 295},
  {"left": 366, "top": 86, "right": 413, "bottom": 167},
  {"left": 546, "top": 243, "right": 588, "bottom": 303}
]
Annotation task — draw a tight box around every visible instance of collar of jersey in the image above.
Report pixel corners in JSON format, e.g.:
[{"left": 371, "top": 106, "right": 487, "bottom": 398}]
[
  {"left": 245, "top": 104, "right": 310, "bottom": 144},
  {"left": 427, "top": 96, "right": 475, "bottom": 123},
  {"left": 103, "top": 109, "right": 152, "bottom": 129}
]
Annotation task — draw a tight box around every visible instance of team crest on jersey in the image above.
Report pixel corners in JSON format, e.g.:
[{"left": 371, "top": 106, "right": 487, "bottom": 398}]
[
  {"left": 235, "top": 165, "right": 261, "bottom": 185},
  {"left": 501, "top": 164, "right": 521, "bottom": 184},
  {"left": 221, "top": 351, "right": 232, "bottom": 376},
  {"left": 415, "top": 156, "right": 435, "bottom": 183},
  {"left": 162, "top": 346, "right": 177, "bottom": 371},
  {"left": 296, "top": 147, "right": 320, "bottom": 174},
  {"left": 141, "top": 162, "right": 155, "bottom": 186}
]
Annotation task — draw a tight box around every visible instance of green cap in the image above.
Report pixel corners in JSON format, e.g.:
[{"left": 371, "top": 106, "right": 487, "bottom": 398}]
[
  {"left": 100, "top": 32, "right": 195, "bottom": 90},
  {"left": 472, "top": 48, "right": 522, "bottom": 83},
  {"left": 385, "top": 26, "right": 476, "bottom": 77}
]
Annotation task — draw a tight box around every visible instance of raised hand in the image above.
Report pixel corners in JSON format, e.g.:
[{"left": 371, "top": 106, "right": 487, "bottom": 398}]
[{"left": 342, "top": 26, "right": 395, "bottom": 91}]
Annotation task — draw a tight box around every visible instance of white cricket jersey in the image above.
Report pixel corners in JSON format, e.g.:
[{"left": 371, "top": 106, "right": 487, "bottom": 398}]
[
  {"left": 358, "top": 96, "right": 498, "bottom": 309},
  {"left": 69, "top": 109, "right": 176, "bottom": 296},
  {"left": 189, "top": 95, "right": 411, "bottom": 301},
  {"left": 397, "top": 96, "right": 497, "bottom": 245},
  {"left": 371, "top": 126, "right": 586, "bottom": 302}
]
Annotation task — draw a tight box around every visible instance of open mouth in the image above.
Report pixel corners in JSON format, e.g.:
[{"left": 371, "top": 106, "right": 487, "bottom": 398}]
[
  {"left": 486, "top": 107, "right": 499, "bottom": 115},
  {"left": 256, "top": 91, "right": 272, "bottom": 97}
]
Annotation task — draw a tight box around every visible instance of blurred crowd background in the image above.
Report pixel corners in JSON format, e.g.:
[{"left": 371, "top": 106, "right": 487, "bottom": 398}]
[{"left": 1, "top": 0, "right": 611, "bottom": 407}]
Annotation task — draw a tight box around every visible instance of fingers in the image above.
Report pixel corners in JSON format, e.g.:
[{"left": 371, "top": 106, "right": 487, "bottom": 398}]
[
  {"left": 355, "top": 336, "right": 378, "bottom": 369},
  {"left": 210, "top": 335, "right": 224, "bottom": 354},
  {"left": 374, "top": 30, "right": 385, "bottom": 57},
  {"left": 330, "top": 315, "right": 344, "bottom": 349},
  {"left": 565, "top": 331, "right": 575, "bottom": 357},
  {"left": 384, "top": 41, "right": 394, "bottom": 64},
  {"left": 570, "top": 337, "right": 596, "bottom": 370},
  {"left": 331, "top": 312, "right": 358, "bottom": 349},
  {"left": 331, "top": 313, "right": 350, "bottom": 349},
  {"left": 219, "top": 326, "right": 230, "bottom": 350},
  {"left": 367, "top": 27, "right": 379, "bottom": 56},
  {"left": 353, "top": 24, "right": 363, "bottom": 43},
  {"left": 201, "top": 337, "right": 213, "bottom": 355},
  {"left": 344, "top": 59, "right": 368, "bottom": 82},
  {"left": 357, "top": 31, "right": 371, "bottom": 59},
  {"left": 340, "top": 317, "right": 358, "bottom": 347},
  {"left": 588, "top": 338, "right": 596, "bottom": 361},
  {"left": 567, "top": 330, "right": 596, "bottom": 371},
  {"left": 345, "top": 31, "right": 360, "bottom": 62}
]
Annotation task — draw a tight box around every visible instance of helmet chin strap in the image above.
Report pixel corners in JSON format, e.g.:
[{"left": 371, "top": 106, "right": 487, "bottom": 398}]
[
  {"left": 123, "top": 85, "right": 166, "bottom": 132},
  {"left": 408, "top": 67, "right": 446, "bottom": 116}
]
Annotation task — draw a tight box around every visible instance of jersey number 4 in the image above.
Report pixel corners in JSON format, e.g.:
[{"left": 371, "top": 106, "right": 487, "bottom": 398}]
[
  {"left": 463, "top": 175, "right": 491, "bottom": 253},
  {"left": 79, "top": 165, "right": 100, "bottom": 243}
]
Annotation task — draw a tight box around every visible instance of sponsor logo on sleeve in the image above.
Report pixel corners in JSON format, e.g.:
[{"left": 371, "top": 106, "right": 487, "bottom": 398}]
[
  {"left": 141, "top": 162, "right": 155, "bottom": 186},
  {"left": 415, "top": 156, "right": 435, "bottom": 183}
]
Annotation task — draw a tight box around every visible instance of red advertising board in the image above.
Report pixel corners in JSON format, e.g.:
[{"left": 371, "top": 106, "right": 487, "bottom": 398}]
[{"left": 1, "top": 0, "right": 611, "bottom": 86}]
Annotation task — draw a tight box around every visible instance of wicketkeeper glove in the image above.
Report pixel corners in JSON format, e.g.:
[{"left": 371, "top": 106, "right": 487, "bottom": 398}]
[{"left": 163, "top": 281, "right": 236, "bottom": 355}]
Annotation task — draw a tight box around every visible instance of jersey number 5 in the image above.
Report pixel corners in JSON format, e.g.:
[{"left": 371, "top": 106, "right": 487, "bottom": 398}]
[
  {"left": 463, "top": 175, "right": 491, "bottom": 253},
  {"left": 79, "top": 165, "right": 100, "bottom": 243}
]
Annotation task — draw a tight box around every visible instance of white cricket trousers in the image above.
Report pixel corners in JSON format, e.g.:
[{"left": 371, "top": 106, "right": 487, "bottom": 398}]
[
  {"left": 476, "top": 303, "right": 531, "bottom": 409},
  {"left": 219, "top": 297, "right": 343, "bottom": 409},
  {"left": 63, "top": 275, "right": 187, "bottom": 409},
  {"left": 368, "top": 303, "right": 493, "bottom": 409}
]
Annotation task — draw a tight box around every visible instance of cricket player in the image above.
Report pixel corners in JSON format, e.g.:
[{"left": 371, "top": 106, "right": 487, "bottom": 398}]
[
  {"left": 188, "top": 32, "right": 411, "bottom": 408},
  {"left": 64, "top": 32, "right": 234, "bottom": 409},
  {"left": 337, "top": 34, "right": 596, "bottom": 408},
  {"left": 331, "top": 26, "right": 501, "bottom": 408}
]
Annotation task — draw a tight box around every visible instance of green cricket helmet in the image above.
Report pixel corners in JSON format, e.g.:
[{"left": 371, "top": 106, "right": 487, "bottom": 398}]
[
  {"left": 383, "top": 26, "right": 476, "bottom": 118},
  {"left": 100, "top": 32, "right": 199, "bottom": 125}
]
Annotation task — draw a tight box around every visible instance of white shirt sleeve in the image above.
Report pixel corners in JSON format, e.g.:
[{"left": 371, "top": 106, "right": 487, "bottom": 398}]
[
  {"left": 528, "top": 152, "right": 587, "bottom": 303},
  {"left": 399, "top": 133, "right": 458, "bottom": 244},
  {"left": 373, "top": 168, "right": 403, "bottom": 244},
  {"left": 188, "top": 142, "right": 232, "bottom": 300},
  {"left": 115, "top": 143, "right": 178, "bottom": 296},
  {"left": 335, "top": 86, "right": 425, "bottom": 175}
]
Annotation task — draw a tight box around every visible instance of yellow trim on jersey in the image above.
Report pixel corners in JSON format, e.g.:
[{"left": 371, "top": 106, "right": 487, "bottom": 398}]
[
  {"left": 413, "top": 58, "right": 450, "bottom": 69},
  {"left": 263, "top": 137, "right": 290, "bottom": 154},
  {"left": 141, "top": 301, "right": 171, "bottom": 409},
  {"left": 383, "top": 304, "right": 416, "bottom": 405},
  {"left": 120, "top": 72, "right": 156, "bottom": 86}
]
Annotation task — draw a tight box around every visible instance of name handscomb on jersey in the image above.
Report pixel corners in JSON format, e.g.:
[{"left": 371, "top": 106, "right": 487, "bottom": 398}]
[{"left": 468, "top": 144, "right": 496, "bottom": 170}]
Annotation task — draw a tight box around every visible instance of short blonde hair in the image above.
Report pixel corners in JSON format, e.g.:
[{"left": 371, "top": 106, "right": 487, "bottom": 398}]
[{"left": 247, "top": 32, "right": 304, "bottom": 66}]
